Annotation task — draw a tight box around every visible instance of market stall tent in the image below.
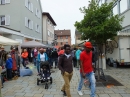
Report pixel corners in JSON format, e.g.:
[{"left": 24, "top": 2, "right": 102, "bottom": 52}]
[
  {"left": 0, "top": 36, "right": 20, "bottom": 45},
  {"left": 21, "top": 41, "right": 47, "bottom": 48}
]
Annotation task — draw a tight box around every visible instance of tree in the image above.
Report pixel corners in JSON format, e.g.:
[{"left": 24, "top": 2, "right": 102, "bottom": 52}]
[
  {"left": 74, "top": 0, "right": 124, "bottom": 80},
  {"left": 74, "top": 0, "right": 123, "bottom": 44}
]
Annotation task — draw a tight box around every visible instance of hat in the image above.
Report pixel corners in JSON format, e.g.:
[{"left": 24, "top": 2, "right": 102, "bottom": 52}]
[{"left": 84, "top": 42, "right": 92, "bottom": 48}]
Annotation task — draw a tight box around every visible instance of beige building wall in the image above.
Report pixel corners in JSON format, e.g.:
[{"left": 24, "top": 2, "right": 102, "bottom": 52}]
[{"left": 42, "top": 15, "right": 55, "bottom": 45}]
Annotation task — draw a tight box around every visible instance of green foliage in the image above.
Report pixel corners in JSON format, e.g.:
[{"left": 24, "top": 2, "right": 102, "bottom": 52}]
[{"left": 74, "top": 0, "right": 123, "bottom": 44}]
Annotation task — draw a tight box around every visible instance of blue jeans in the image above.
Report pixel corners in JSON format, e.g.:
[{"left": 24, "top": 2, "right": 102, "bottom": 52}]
[
  {"left": 52, "top": 58, "right": 58, "bottom": 67},
  {"left": 78, "top": 72, "right": 96, "bottom": 97},
  {"left": 33, "top": 58, "right": 37, "bottom": 66},
  {"left": 36, "top": 61, "right": 40, "bottom": 73}
]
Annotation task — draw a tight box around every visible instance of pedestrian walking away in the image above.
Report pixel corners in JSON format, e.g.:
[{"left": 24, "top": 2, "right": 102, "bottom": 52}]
[
  {"left": 58, "top": 44, "right": 73, "bottom": 97},
  {"left": 78, "top": 41, "right": 96, "bottom": 97},
  {"left": 71, "top": 48, "right": 77, "bottom": 67},
  {"left": 75, "top": 47, "right": 81, "bottom": 69},
  {"left": 52, "top": 48, "right": 58, "bottom": 68}
]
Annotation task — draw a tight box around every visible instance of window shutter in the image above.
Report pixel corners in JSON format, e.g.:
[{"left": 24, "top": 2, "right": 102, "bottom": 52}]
[
  {"left": 39, "top": 26, "right": 41, "bottom": 33},
  {"left": 35, "top": 23, "right": 37, "bottom": 31},
  {"left": 25, "top": 0, "right": 28, "bottom": 8},
  {"left": 5, "top": 15, "right": 10, "bottom": 25},
  {"left": 6, "top": 0, "right": 10, "bottom": 4},
  {"left": 35, "top": 8, "right": 37, "bottom": 16},
  {"left": 31, "top": 3, "right": 33, "bottom": 12},
  {"left": 31, "top": 21, "right": 33, "bottom": 29},
  {"left": 25, "top": 17, "right": 28, "bottom": 27}
]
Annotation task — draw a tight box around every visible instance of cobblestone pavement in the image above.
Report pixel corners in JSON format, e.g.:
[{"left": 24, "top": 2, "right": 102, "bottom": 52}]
[{"left": 1, "top": 64, "right": 130, "bottom": 97}]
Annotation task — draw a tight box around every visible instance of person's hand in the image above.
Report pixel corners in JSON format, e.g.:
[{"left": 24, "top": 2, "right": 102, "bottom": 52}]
[{"left": 82, "top": 73, "right": 86, "bottom": 78}]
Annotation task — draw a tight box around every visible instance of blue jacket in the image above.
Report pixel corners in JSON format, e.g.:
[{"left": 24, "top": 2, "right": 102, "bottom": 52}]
[
  {"left": 75, "top": 49, "right": 81, "bottom": 60},
  {"left": 37, "top": 53, "right": 48, "bottom": 62},
  {"left": 6, "top": 58, "right": 13, "bottom": 69}
]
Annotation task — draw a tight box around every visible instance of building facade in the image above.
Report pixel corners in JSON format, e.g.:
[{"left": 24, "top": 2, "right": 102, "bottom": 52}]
[
  {"left": 42, "top": 12, "right": 56, "bottom": 46},
  {"left": 0, "top": 0, "right": 42, "bottom": 43},
  {"left": 54, "top": 29, "right": 71, "bottom": 47},
  {"left": 99, "top": 0, "right": 130, "bottom": 64},
  {"left": 75, "top": 30, "right": 85, "bottom": 45}
]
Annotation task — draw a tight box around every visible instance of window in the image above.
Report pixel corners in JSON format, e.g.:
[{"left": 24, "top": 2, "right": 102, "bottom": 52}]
[
  {"left": 66, "top": 36, "right": 68, "bottom": 39},
  {"left": 102, "top": 0, "right": 105, "bottom": 4},
  {"left": 113, "top": 4, "right": 118, "bottom": 15},
  {"left": 1, "top": 0, "right": 5, "bottom": 4},
  {"left": 0, "top": 15, "right": 10, "bottom": 26},
  {"left": 60, "top": 36, "right": 62, "bottom": 39},
  {"left": 35, "top": 24, "right": 40, "bottom": 33},
  {"left": 25, "top": 17, "right": 33, "bottom": 29},
  {"left": 48, "top": 19, "right": 50, "bottom": 24},
  {"left": 120, "top": 0, "right": 127, "bottom": 13},
  {"left": 0, "top": 16, "right": 5, "bottom": 25},
  {"left": 25, "top": 0, "right": 33, "bottom": 12},
  {"left": 36, "top": 8, "right": 40, "bottom": 18},
  {"left": 99, "top": 0, "right": 102, "bottom": 6},
  {"left": 0, "top": 0, "right": 10, "bottom": 4},
  {"left": 66, "top": 42, "right": 68, "bottom": 44},
  {"left": 61, "top": 42, "right": 63, "bottom": 45},
  {"left": 48, "top": 31, "right": 50, "bottom": 36}
]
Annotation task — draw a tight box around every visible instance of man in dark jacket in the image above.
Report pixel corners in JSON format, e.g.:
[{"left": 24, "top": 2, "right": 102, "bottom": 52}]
[
  {"left": 58, "top": 44, "right": 73, "bottom": 97},
  {"left": 52, "top": 49, "right": 58, "bottom": 68}
]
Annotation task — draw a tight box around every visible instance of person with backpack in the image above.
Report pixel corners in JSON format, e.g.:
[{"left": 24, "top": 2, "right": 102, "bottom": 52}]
[
  {"left": 37, "top": 48, "right": 48, "bottom": 73},
  {"left": 77, "top": 42, "right": 96, "bottom": 97},
  {"left": 58, "top": 44, "right": 73, "bottom": 97},
  {"left": 52, "top": 48, "right": 58, "bottom": 69},
  {"left": 75, "top": 47, "right": 82, "bottom": 69}
]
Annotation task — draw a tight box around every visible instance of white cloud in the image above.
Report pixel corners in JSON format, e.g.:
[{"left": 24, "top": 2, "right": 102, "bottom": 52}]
[{"left": 40, "top": 0, "right": 89, "bottom": 44}]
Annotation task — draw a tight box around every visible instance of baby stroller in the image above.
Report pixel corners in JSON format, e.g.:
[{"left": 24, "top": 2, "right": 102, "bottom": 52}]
[{"left": 37, "top": 61, "right": 53, "bottom": 89}]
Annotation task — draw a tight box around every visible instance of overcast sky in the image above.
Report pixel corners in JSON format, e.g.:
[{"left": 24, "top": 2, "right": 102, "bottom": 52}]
[{"left": 40, "top": 0, "right": 89, "bottom": 44}]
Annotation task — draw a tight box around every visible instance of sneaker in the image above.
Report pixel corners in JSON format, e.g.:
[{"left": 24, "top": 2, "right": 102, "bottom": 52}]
[{"left": 78, "top": 91, "right": 83, "bottom": 96}]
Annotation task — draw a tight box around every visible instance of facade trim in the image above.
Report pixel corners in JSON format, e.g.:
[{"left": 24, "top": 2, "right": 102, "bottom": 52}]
[{"left": 0, "top": 27, "right": 41, "bottom": 40}]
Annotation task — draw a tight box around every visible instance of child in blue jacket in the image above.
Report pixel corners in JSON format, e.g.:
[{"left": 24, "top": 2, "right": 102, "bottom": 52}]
[{"left": 6, "top": 55, "right": 13, "bottom": 80}]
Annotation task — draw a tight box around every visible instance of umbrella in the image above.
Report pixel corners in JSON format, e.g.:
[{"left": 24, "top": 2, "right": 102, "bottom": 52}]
[
  {"left": 0, "top": 36, "right": 20, "bottom": 45},
  {"left": 21, "top": 41, "right": 47, "bottom": 48}
]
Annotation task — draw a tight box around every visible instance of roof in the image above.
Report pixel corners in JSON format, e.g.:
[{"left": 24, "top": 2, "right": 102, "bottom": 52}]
[
  {"left": 54, "top": 30, "right": 71, "bottom": 36},
  {"left": 42, "top": 12, "right": 57, "bottom": 26}
]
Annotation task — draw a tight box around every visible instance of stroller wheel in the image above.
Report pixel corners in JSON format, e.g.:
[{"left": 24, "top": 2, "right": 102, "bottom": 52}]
[
  {"left": 50, "top": 77, "right": 53, "bottom": 84},
  {"left": 45, "top": 83, "right": 48, "bottom": 89},
  {"left": 37, "top": 78, "right": 39, "bottom": 85}
]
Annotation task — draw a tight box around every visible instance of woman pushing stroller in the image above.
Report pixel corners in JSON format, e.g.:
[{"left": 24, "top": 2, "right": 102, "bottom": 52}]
[{"left": 37, "top": 48, "right": 48, "bottom": 74}]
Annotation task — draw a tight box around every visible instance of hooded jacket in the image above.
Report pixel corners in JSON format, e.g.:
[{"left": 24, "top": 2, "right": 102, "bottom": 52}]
[{"left": 6, "top": 58, "right": 13, "bottom": 69}]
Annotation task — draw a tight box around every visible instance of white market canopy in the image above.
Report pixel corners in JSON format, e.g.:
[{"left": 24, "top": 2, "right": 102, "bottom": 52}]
[
  {"left": 21, "top": 41, "right": 47, "bottom": 48},
  {"left": 0, "top": 35, "right": 20, "bottom": 45}
]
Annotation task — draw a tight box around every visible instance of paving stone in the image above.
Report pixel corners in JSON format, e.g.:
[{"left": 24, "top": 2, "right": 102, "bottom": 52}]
[
  {"left": 121, "top": 94, "right": 130, "bottom": 97},
  {"left": 1, "top": 64, "right": 130, "bottom": 97},
  {"left": 15, "top": 93, "right": 25, "bottom": 96},
  {"left": 109, "top": 94, "right": 122, "bottom": 97},
  {"left": 98, "top": 94, "right": 110, "bottom": 97},
  {"left": 43, "top": 94, "right": 53, "bottom": 97}
]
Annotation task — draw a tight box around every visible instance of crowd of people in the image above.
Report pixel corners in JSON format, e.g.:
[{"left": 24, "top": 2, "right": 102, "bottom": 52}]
[{"left": 0, "top": 41, "right": 96, "bottom": 97}]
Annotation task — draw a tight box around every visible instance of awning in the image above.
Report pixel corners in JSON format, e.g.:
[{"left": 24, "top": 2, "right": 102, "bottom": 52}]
[
  {"left": 21, "top": 41, "right": 47, "bottom": 48},
  {"left": 0, "top": 35, "right": 20, "bottom": 45}
]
